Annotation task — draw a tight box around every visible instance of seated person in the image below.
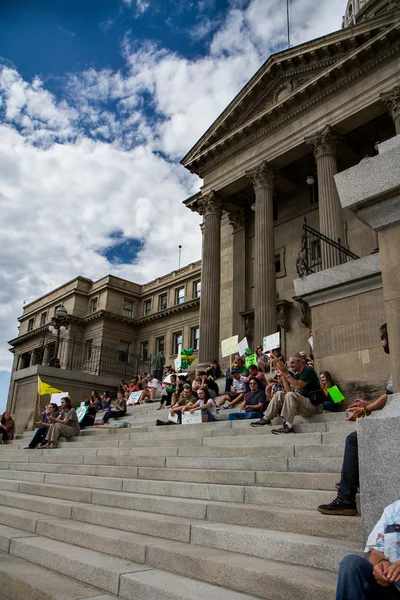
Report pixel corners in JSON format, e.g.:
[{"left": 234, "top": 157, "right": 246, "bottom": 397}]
[
  {"left": 165, "top": 384, "right": 197, "bottom": 424},
  {"left": 146, "top": 374, "right": 162, "bottom": 400},
  {"left": 256, "top": 346, "right": 268, "bottom": 373},
  {"left": 265, "top": 374, "right": 284, "bottom": 401},
  {"left": 91, "top": 390, "right": 102, "bottom": 412},
  {"left": 24, "top": 403, "right": 59, "bottom": 448},
  {"left": 251, "top": 353, "right": 323, "bottom": 434},
  {"left": 157, "top": 374, "right": 177, "bottom": 409},
  {"left": 224, "top": 353, "right": 241, "bottom": 393},
  {"left": 206, "top": 359, "right": 222, "bottom": 380},
  {"left": 41, "top": 397, "right": 80, "bottom": 449},
  {"left": 96, "top": 392, "right": 127, "bottom": 425},
  {"left": 195, "top": 371, "right": 219, "bottom": 398},
  {"left": 266, "top": 348, "right": 285, "bottom": 373},
  {"left": 242, "top": 364, "right": 267, "bottom": 394},
  {"left": 118, "top": 379, "right": 129, "bottom": 394},
  {"left": 171, "top": 374, "right": 187, "bottom": 406},
  {"left": 228, "top": 378, "right": 267, "bottom": 420},
  {"left": 128, "top": 377, "right": 139, "bottom": 392},
  {"left": 0, "top": 411, "right": 15, "bottom": 442},
  {"left": 217, "top": 370, "right": 246, "bottom": 409},
  {"left": 336, "top": 499, "right": 400, "bottom": 600},
  {"left": 101, "top": 390, "right": 112, "bottom": 410},
  {"left": 183, "top": 387, "right": 217, "bottom": 422},
  {"left": 79, "top": 399, "right": 97, "bottom": 429},
  {"left": 318, "top": 323, "right": 391, "bottom": 516},
  {"left": 319, "top": 370, "right": 343, "bottom": 412}
]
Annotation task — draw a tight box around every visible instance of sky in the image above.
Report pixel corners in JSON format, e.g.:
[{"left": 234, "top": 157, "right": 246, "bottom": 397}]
[{"left": 0, "top": 0, "right": 346, "bottom": 412}]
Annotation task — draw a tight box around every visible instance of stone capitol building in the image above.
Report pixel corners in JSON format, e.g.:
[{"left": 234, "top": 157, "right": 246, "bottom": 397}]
[{"left": 7, "top": 0, "right": 399, "bottom": 431}]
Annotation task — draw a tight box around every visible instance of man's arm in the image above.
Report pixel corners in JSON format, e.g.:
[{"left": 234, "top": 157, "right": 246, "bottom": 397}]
[{"left": 346, "top": 394, "right": 388, "bottom": 421}]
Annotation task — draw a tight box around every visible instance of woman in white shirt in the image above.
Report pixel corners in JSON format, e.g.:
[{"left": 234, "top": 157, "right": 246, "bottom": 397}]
[{"left": 183, "top": 387, "right": 217, "bottom": 422}]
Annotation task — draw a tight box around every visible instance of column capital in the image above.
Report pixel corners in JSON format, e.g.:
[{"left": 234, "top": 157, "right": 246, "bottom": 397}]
[
  {"left": 197, "top": 191, "right": 223, "bottom": 217},
  {"left": 381, "top": 86, "right": 400, "bottom": 122},
  {"left": 228, "top": 207, "right": 247, "bottom": 231},
  {"left": 247, "top": 161, "right": 274, "bottom": 192},
  {"left": 306, "top": 125, "right": 338, "bottom": 160}
]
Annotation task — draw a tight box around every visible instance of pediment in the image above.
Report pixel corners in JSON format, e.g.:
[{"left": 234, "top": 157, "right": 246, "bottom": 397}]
[{"left": 181, "top": 11, "right": 400, "bottom": 173}]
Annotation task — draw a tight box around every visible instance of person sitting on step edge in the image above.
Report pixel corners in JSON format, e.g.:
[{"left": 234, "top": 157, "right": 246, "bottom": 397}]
[
  {"left": 217, "top": 370, "right": 246, "bottom": 410},
  {"left": 228, "top": 377, "right": 267, "bottom": 420},
  {"left": 251, "top": 353, "right": 323, "bottom": 434},
  {"left": 318, "top": 323, "right": 392, "bottom": 516}
]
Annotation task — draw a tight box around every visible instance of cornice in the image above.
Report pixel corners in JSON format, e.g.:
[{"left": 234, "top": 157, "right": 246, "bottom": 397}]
[
  {"left": 80, "top": 310, "right": 137, "bottom": 326},
  {"left": 136, "top": 298, "right": 200, "bottom": 325},
  {"left": 191, "top": 26, "right": 400, "bottom": 178}
]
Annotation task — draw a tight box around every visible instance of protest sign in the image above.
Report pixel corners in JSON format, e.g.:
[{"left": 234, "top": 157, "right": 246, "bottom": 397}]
[
  {"left": 221, "top": 335, "right": 239, "bottom": 358},
  {"left": 182, "top": 411, "right": 202, "bottom": 425},
  {"left": 127, "top": 391, "right": 142, "bottom": 405},
  {"left": 50, "top": 392, "right": 69, "bottom": 406},
  {"left": 245, "top": 353, "right": 257, "bottom": 368},
  {"left": 327, "top": 386, "right": 345, "bottom": 404},
  {"left": 308, "top": 335, "right": 314, "bottom": 350},
  {"left": 238, "top": 337, "right": 249, "bottom": 357},
  {"left": 76, "top": 406, "right": 88, "bottom": 423},
  {"left": 263, "top": 332, "right": 280, "bottom": 352}
]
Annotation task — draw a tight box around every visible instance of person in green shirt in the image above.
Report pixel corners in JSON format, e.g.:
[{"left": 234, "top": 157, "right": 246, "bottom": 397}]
[
  {"left": 251, "top": 353, "right": 323, "bottom": 434},
  {"left": 235, "top": 358, "right": 249, "bottom": 377}
]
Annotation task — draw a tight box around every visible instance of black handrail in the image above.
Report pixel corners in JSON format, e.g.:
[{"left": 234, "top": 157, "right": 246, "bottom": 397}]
[{"left": 296, "top": 217, "right": 360, "bottom": 277}]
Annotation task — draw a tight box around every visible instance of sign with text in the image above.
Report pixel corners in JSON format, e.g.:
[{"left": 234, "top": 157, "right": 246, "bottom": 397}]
[
  {"left": 182, "top": 411, "right": 202, "bottom": 425},
  {"left": 221, "top": 335, "right": 239, "bottom": 358},
  {"left": 127, "top": 391, "right": 142, "bottom": 405},
  {"left": 245, "top": 353, "right": 257, "bottom": 368},
  {"left": 263, "top": 332, "right": 280, "bottom": 352},
  {"left": 238, "top": 337, "right": 249, "bottom": 357},
  {"left": 76, "top": 406, "right": 88, "bottom": 423},
  {"left": 174, "top": 357, "right": 181, "bottom": 371}
]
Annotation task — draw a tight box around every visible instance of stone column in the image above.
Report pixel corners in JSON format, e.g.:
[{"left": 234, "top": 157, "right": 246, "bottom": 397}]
[
  {"left": 197, "top": 191, "right": 222, "bottom": 368},
  {"left": 307, "top": 126, "right": 345, "bottom": 268},
  {"left": 229, "top": 209, "right": 247, "bottom": 339},
  {"left": 247, "top": 162, "right": 276, "bottom": 345},
  {"left": 382, "top": 86, "right": 400, "bottom": 135}
]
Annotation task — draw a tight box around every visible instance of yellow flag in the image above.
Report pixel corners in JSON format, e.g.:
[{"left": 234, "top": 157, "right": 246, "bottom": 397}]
[{"left": 38, "top": 377, "right": 63, "bottom": 397}]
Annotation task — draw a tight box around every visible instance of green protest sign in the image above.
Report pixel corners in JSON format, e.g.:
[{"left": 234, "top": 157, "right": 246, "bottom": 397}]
[
  {"left": 245, "top": 353, "right": 257, "bottom": 368},
  {"left": 327, "top": 385, "right": 345, "bottom": 403}
]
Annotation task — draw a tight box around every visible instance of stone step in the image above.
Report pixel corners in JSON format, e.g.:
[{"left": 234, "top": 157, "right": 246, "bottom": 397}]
[
  {"left": 164, "top": 455, "right": 342, "bottom": 472},
  {"left": 0, "top": 550, "right": 119, "bottom": 600},
  {"left": 0, "top": 486, "right": 361, "bottom": 542},
  {"left": 1, "top": 524, "right": 338, "bottom": 600}
]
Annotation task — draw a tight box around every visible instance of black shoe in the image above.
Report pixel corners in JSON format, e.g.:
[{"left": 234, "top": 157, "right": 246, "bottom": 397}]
[
  {"left": 317, "top": 497, "right": 358, "bottom": 516},
  {"left": 271, "top": 424, "right": 294, "bottom": 435},
  {"left": 250, "top": 419, "right": 271, "bottom": 427}
]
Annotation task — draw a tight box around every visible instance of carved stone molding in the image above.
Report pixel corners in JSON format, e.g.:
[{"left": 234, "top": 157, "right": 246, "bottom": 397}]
[
  {"left": 197, "top": 191, "right": 223, "bottom": 217},
  {"left": 381, "top": 86, "right": 400, "bottom": 122},
  {"left": 228, "top": 207, "right": 247, "bottom": 231},
  {"left": 306, "top": 125, "right": 339, "bottom": 160},
  {"left": 247, "top": 162, "right": 275, "bottom": 192},
  {"left": 276, "top": 299, "right": 293, "bottom": 331}
]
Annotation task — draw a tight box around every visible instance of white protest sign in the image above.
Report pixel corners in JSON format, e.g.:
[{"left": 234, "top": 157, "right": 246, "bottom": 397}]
[
  {"left": 308, "top": 335, "right": 314, "bottom": 350},
  {"left": 238, "top": 337, "right": 249, "bottom": 357},
  {"left": 50, "top": 392, "right": 69, "bottom": 406},
  {"left": 167, "top": 412, "right": 179, "bottom": 423},
  {"left": 182, "top": 411, "right": 202, "bottom": 425},
  {"left": 174, "top": 357, "right": 181, "bottom": 371},
  {"left": 127, "top": 391, "right": 142, "bottom": 405},
  {"left": 221, "top": 335, "right": 239, "bottom": 358},
  {"left": 263, "top": 332, "right": 280, "bottom": 352}
]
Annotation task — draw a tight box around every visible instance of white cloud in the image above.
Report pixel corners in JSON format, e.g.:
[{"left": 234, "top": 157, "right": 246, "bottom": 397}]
[{"left": 0, "top": 0, "right": 347, "bottom": 396}]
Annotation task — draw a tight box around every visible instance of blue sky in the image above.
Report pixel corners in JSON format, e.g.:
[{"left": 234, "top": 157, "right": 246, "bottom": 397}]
[{"left": 0, "top": 0, "right": 345, "bottom": 412}]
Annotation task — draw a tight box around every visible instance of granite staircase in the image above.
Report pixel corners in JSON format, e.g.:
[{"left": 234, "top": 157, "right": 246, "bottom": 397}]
[{"left": 0, "top": 402, "right": 361, "bottom": 600}]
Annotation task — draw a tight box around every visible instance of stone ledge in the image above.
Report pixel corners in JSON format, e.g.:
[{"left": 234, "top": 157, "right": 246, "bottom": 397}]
[{"left": 293, "top": 254, "right": 382, "bottom": 307}]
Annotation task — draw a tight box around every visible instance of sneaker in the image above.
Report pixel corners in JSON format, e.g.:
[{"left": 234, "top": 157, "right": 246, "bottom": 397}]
[
  {"left": 318, "top": 497, "right": 358, "bottom": 516},
  {"left": 271, "top": 424, "right": 294, "bottom": 435},
  {"left": 222, "top": 404, "right": 230, "bottom": 410},
  {"left": 250, "top": 419, "right": 271, "bottom": 427}
]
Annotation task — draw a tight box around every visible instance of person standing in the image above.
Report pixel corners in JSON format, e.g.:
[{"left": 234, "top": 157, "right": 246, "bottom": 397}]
[{"left": 152, "top": 349, "right": 165, "bottom": 380}]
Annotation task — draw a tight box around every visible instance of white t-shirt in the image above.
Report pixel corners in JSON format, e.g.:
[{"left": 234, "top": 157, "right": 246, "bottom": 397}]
[
  {"left": 232, "top": 377, "right": 246, "bottom": 393},
  {"left": 197, "top": 398, "right": 217, "bottom": 419},
  {"left": 148, "top": 378, "right": 162, "bottom": 392}
]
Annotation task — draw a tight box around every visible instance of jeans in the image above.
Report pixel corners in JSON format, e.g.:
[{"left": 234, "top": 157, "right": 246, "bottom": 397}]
[
  {"left": 201, "top": 408, "right": 217, "bottom": 422},
  {"left": 336, "top": 555, "right": 400, "bottom": 600},
  {"left": 338, "top": 431, "right": 359, "bottom": 504},
  {"left": 28, "top": 426, "right": 48, "bottom": 448},
  {"left": 228, "top": 411, "right": 260, "bottom": 420},
  {"left": 103, "top": 410, "right": 126, "bottom": 424},
  {"left": 225, "top": 368, "right": 231, "bottom": 393},
  {"left": 323, "top": 399, "right": 341, "bottom": 412}
]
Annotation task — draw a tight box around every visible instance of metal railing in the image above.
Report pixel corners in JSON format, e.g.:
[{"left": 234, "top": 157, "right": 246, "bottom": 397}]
[
  {"left": 296, "top": 217, "right": 360, "bottom": 277},
  {"left": 36, "top": 336, "right": 152, "bottom": 379}
]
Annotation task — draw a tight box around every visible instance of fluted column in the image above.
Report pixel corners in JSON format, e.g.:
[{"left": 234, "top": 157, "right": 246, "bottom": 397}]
[
  {"left": 382, "top": 86, "right": 400, "bottom": 135},
  {"left": 229, "top": 209, "right": 247, "bottom": 339},
  {"left": 248, "top": 162, "right": 276, "bottom": 345},
  {"left": 307, "top": 126, "right": 345, "bottom": 269},
  {"left": 197, "top": 191, "right": 222, "bottom": 367}
]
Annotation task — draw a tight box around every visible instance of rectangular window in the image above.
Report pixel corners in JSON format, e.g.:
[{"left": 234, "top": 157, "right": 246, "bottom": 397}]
[
  {"left": 28, "top": 318, "right": 34, "bottom": 332},
  {"left": 156, "top": 336, "right": 165, "bottom": 354},
  {"left": 141, "top": 341, "right": 148, "bottom": 360},
  {"left": 159, "top": 293, "right": 167, "bottom": 311},
  {"left": 191, "top": 327, "right": 200, "bottom": 351},
  {"left": 275, "top": 247, "right": 286, "bottom": 278},
  {"left": 144, "top": 299, "right": 152, "bottom": 316},
  {"left": 193, "top": 281, "right": 201, "bottom": 298},
  {"left": 118, "top": 341, "right": 130, "bottom": 362},
  {"left": 90, "top": 298, "right": 98, "bottom": 313},
  {"left": 40, "top": 312, "right": 47, "bottom": 326},
  {"left": 86, "top": 339, "right": 93, "bottom": 361},
  {"left": 175, "top": 287, "right": 185, "bottom": 305},
  {"left": 172, "top": 331, "right": 182, "bottom": 356},
  {"left": 123, "top": 298, "right": 134, "bottom": 318}
]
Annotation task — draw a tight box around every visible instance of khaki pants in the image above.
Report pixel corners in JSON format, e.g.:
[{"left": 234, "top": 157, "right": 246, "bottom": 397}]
[
  {"left": 47, "top": 423, "right": 78, "bottom": 446},
  {"left": 264, "top": 390, "right": 323, "bottom": 424}
]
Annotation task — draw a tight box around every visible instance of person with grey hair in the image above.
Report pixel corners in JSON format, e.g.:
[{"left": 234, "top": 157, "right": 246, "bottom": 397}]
[{"left": 251, "top": 353, "right": 323, "bottom": 434}]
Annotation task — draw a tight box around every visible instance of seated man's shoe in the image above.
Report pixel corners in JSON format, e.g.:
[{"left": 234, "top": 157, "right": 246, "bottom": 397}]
[
  {"left": 250, "top": 418, "right": 271, "bottom": 427},
  {"left": 271, "top": 424, "right": 294, "bottom": 435},
  {"left": 317, "top": 497, "right": 358, "bottom": 516}
]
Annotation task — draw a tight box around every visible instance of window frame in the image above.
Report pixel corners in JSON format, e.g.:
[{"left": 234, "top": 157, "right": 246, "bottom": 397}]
[
  {"left": 143, "top": 299, "right": 152, "bottom": 316},
  {"left": 191, "top": 326, "right": 200, "bottom": 351},
  {"left": 159, "top": 293, "right": 167, "bottom": 311},
  {"left": 90, "top": 297, "right": 98, "bottom": 313},
  {"left": 175, "top": 286, "right": 185, "bottom": 305},
  {"left": 172, "top": 331, "right": 183, "bottom": 356},
  {"left": 85, "top": 339, "right": 93, "bottom": 361},
  {"left": 118, "top": 340, "right": 130, "bottom": 362},
  {"left": 156, "top": 336, "right": 165, "bottom": 354},
  {"left": 123, "top": 298, "right": 134, "bottom": 318},
  {"left": 27, "top": 318, "right": 35, "bottom": 332},
  {"left": 141, "top": 341, "right": 148, "bottom": 360},
  {"left": 193, "top": 280, "right": 201, "bottom": 299},
  {"left": 40, "top": 312, "right": 47, "bottom": 326}
]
